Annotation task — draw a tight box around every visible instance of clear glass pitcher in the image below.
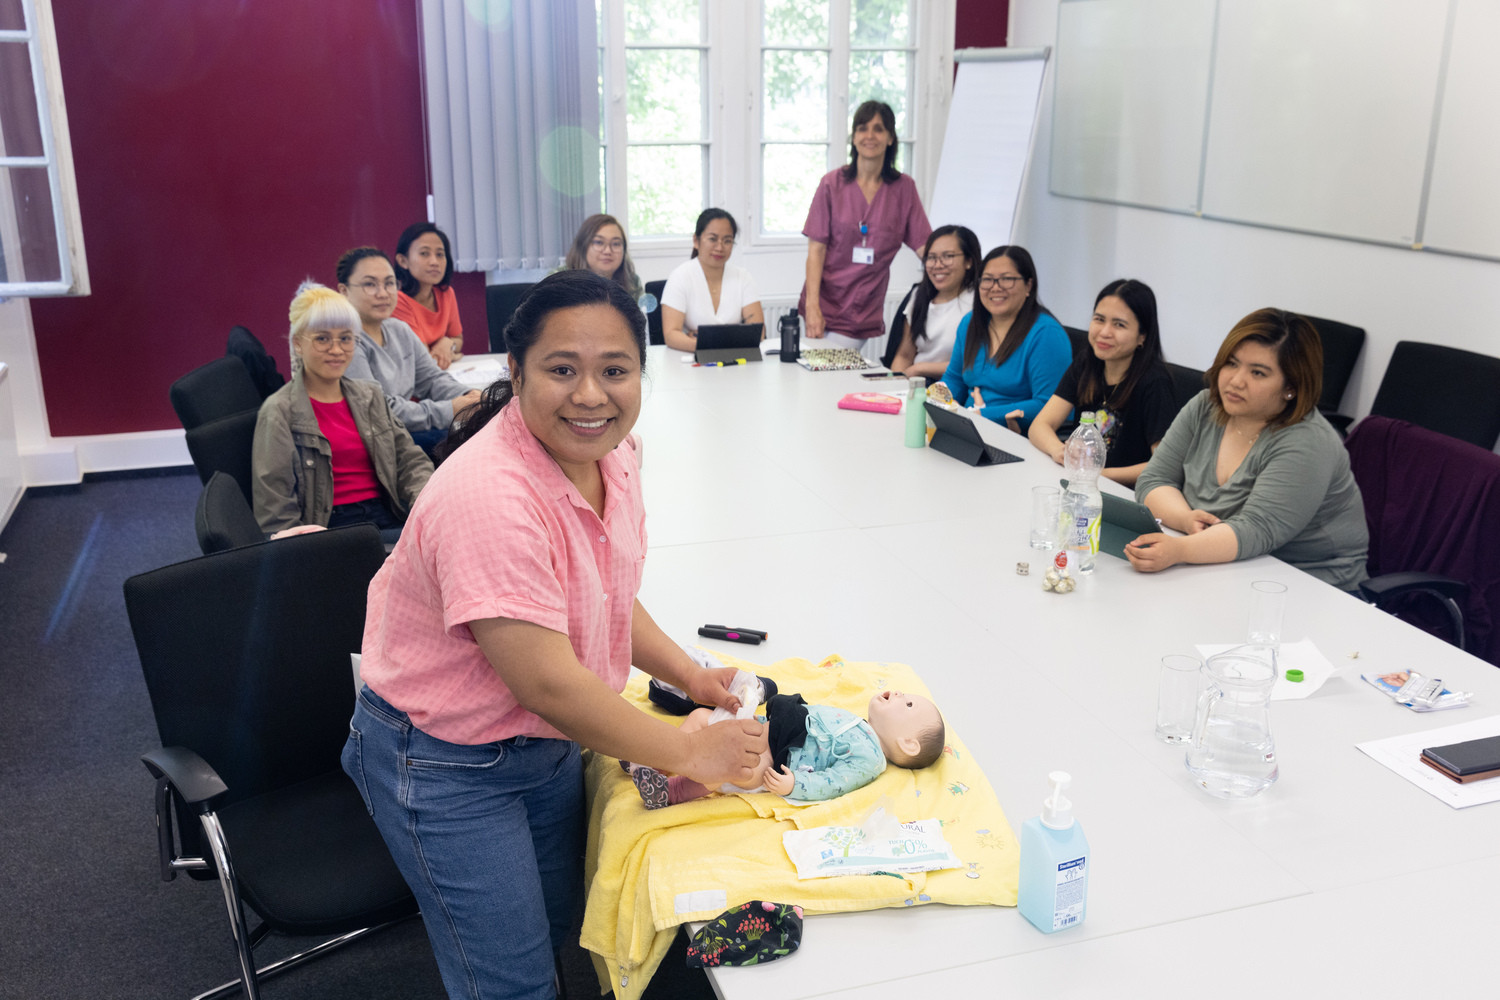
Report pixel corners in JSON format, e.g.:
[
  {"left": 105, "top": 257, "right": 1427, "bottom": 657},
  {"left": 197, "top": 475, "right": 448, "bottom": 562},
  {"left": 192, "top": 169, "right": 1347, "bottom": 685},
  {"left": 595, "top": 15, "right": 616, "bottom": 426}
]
[{"left": 1184, "top": 645, "right": 1278, "bottom": 798}]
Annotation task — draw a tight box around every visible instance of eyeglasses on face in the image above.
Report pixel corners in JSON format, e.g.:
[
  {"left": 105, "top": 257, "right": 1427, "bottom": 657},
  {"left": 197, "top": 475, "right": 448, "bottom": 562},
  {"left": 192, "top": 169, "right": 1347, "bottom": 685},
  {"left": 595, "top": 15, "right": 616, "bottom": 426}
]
[
  {"left": 307, "top": 332, "right": 356, "bottom": 351},
  {"left": 352, "top": 278, "right": 397, "bottom": 294},
  {"left": 979, "top": 274, "right": 1024, "bottom": 291},
  {"left": 700, "top": 234, "right": 735, "bottom": 248},
  {"left": 924, "top": 251, "right": 961, "bottom": 267},
  {"left": 590, "top": 237, "right": 625, "bottom": 252}
]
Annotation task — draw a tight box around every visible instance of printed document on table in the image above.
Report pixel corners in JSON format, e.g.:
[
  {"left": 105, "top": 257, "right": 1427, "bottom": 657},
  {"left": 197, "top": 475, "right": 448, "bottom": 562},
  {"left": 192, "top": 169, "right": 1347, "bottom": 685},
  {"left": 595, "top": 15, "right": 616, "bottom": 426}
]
[{"left": 1356, "top": 714, "right": 1500, "bottom": 809}]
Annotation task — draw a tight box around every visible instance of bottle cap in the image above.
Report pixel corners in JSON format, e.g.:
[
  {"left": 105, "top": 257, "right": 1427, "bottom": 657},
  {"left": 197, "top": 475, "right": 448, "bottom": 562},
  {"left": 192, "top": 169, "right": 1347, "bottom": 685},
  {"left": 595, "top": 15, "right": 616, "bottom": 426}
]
[
  {"left": 1041, "top": 770, "right": 1074, "bottom": 830},
  {"left": 909, "top": 376, "right": 926, "bottom": 392},
  {"left": 1285, "top": 668, "right": 1304, "bottom": 683}
]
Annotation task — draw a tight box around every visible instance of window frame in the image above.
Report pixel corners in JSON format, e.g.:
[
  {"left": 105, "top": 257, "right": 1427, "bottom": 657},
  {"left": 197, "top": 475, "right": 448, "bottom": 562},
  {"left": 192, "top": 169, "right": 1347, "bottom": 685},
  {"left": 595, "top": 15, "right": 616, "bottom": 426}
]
[
  {"left": 0, "top": 0, "right": 87, "bottom": 298},
  {"left": 597, "top": 0, "right": 952, "bottom": 256}
]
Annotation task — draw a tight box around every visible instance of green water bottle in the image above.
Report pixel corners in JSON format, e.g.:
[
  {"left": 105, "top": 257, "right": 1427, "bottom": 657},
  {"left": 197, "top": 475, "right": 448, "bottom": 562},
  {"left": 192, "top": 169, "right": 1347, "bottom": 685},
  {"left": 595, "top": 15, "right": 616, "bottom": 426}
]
[{"left": 905, "top": 377, "right": 927, "bottom": 448}]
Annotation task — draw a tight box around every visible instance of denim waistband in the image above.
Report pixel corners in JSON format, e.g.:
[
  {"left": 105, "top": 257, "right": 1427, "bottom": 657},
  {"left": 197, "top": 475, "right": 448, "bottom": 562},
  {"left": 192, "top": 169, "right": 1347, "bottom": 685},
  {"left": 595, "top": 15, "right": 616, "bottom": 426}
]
[{"left": 357, "top": 684, "right": 548, "bottom": 747}]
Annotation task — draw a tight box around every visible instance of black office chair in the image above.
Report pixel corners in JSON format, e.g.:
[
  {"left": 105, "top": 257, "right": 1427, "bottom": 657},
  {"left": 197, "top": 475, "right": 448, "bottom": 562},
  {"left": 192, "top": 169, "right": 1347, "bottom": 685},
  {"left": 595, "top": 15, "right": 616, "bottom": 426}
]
[
  {"left": 1301, "top": 315, "right": 1364, "bottom": 435},
  {"left": 185, "top": 409, "right": 258, "bottom": 503},
  {"left": 880, "top": 283, "right": 919, "bottom": 369},
  {"left": 195, "top": 471, "right": 265, "bottom": 553},
  {"left": 1164, "top": 362, "right": 1206, "bottom": 410},
  {"left": 644, "top": 279, "right": 667, "bottom": 346},
  {"left": 126, "top": 525, "right": 415, "bottom": 1000},
  {"left": 485, "top": 282, "right": 535, "bottom": 353},
  {"left": 170, "top": 357, "right": 263, "bottom": 430},
  {"left": 226, "top": 325, "right": 285, "bottom": 400},
  {"left": 1368, "top": 341, "right": 1500, "bottom": 451},
  {"left": 1344, "top": 415, "right": 1500, "bottom": 664},
  {"left": 1062, "top": 325, "right": 1088, "bottom": 363}
]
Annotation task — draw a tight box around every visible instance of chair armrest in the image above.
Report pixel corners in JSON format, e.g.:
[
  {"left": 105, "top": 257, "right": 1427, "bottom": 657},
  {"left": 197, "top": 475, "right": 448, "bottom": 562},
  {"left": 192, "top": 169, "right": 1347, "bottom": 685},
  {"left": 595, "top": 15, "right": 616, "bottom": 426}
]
[
  {"left": 141, "top": 746, "right": 228, "bottom": 807},
  {"left": 1360, "top": 571, "right": 1469, "bottom": 604}
]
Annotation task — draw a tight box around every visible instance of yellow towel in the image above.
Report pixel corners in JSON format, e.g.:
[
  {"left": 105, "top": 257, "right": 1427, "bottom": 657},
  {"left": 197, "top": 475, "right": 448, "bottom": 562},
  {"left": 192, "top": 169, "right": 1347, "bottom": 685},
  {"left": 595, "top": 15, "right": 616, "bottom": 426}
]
[{"left": 581, "top": 654, "right": 1019, "bottom": 999}]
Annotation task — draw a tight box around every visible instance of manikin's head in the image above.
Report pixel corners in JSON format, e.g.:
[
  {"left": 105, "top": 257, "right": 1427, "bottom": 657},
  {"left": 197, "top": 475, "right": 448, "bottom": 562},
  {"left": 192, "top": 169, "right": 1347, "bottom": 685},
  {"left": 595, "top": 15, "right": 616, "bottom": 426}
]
[{"left": 866, "top": 690, "right": 945, "bottom": 769}]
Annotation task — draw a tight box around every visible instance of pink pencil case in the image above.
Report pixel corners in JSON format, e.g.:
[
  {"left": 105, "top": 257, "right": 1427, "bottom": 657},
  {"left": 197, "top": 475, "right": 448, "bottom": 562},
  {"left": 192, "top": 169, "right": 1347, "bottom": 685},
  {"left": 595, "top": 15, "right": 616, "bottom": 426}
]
[{"left": 837, "top": 392, "right": 902, "bottom": 414}]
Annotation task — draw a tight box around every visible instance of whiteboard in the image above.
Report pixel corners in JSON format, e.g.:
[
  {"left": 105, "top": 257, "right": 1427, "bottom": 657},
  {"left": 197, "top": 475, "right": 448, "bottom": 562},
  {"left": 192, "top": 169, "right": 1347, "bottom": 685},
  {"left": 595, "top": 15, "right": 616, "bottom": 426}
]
[
  {"left": 1049, "top": 0, "right": 1216, "bottom": 214},
  {"left": 928, "top": 49, "right": 1049, "bottom": 256},
  {"left": 1421, "top": 0, "right": 1500, "bottom": 259},
  {"left": 1199, "top": 0, "right": 1448, "bottom": 246}
]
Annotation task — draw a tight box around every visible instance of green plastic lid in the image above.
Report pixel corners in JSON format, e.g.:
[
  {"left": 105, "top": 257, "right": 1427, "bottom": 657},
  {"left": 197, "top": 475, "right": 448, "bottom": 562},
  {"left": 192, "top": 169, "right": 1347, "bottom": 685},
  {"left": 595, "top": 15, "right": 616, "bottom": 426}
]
[{"left": 1285, "top": 668, "right": 1305, "bottom": 683}]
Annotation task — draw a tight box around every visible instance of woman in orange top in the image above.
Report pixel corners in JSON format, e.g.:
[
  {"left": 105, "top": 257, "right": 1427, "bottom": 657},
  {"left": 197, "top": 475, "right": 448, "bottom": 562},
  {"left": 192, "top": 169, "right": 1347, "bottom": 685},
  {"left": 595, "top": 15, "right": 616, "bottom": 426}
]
[{"left": 393, "top": 222, "right": 463, "bottom": 370}]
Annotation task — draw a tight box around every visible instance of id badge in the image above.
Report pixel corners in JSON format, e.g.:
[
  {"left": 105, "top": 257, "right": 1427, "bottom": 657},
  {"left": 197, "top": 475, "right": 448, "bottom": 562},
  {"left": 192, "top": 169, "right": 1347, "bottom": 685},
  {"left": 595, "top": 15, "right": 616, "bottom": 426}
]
[{"left": 852, "top": 246, "right": 875, "bottom": 265}]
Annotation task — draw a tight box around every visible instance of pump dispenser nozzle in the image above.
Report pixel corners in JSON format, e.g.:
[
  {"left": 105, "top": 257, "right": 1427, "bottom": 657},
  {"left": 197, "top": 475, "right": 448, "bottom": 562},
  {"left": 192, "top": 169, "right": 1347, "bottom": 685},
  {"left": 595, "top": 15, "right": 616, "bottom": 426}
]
[{"left": 1041, "top": 770, "right": 1074, "bottom": 830}]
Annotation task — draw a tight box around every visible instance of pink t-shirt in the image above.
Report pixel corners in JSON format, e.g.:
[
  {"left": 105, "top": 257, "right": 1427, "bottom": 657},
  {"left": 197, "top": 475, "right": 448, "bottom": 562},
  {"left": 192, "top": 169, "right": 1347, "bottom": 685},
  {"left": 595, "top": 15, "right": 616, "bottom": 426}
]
[
  {"left": 799, "top": 168, "right": 931, "bottom": 339},
  {"left": 307, "top": 396, "right": 381, "bottom": 506},
  {"left": 393, "top": 285, "right": 463, "bottom": 348},
  {"left": 359, "top": 402, "right": 647, "bottom": 744}
]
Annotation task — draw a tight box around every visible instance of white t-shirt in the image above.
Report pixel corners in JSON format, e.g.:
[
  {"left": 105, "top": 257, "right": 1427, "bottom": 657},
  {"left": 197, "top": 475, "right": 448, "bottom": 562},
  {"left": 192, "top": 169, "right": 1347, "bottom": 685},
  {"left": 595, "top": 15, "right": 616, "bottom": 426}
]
[
  {"left": 904, "top": 288, "right": 975, "bottom": 366},
  {"left": 660, "top": 257, "right": 760, "bottom": 336}
]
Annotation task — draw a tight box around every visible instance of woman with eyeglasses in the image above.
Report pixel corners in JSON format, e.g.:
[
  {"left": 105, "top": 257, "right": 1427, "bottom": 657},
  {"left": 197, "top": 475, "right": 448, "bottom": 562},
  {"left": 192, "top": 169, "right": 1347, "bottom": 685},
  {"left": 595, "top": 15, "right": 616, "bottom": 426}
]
[
  {"left": 939, "top": 245, "right": 1071, "bottom": 433},
  {"left": 393, "top": 222, "right": 463, "bottom": 371},
  {"left": 889, "top": 225, "right": 980, "bottom": 380},
  {"left": 801, "top": 100, "right": 932, "bottom": 356},
  {"left": 659, "top": 208, "right": 766, "bottom": 352},
  {"left": 251, "top": 282, "right": 433, "bottom": 542},
  {"left": 565, "top": 213, "right": 644, "bottom": 302},
  {"left": 1027, "top": 278, "right": 1177, "bottom": 487},
  {"left": 338, "top": 246, "right": 480, "bottom": 453}
]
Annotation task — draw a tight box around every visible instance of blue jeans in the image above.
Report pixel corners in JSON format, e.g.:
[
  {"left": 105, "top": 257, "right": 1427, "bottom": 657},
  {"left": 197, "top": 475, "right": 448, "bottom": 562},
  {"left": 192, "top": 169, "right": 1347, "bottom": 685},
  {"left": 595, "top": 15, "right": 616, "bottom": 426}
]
[{"left": 343, "top": 686, "right": 583, "bottom": 1000}]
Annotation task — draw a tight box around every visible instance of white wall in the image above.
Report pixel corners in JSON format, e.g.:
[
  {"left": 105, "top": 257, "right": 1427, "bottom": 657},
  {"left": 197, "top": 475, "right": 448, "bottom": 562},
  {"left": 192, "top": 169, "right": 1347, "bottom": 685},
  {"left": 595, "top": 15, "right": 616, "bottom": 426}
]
[{"left": 1009, "top": 0, "right": 1500, "bottom": 425}]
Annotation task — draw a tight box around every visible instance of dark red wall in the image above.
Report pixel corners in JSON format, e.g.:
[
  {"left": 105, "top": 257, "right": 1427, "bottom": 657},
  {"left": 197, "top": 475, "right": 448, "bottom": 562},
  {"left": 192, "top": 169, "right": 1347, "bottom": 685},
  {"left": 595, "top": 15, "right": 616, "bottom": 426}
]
[
  {"left": 956, "top": 0, "right": 1009, "bottom": 50},
  {"left": 32, "top": 0, "right": 485, "bottom": 437}
]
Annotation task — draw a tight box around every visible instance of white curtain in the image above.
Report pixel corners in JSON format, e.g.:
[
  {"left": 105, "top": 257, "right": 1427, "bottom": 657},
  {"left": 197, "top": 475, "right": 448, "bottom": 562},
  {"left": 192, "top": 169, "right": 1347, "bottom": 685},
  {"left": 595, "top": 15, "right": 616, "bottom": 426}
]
[{"left": 420, "top": 0, "right": 601, "bottom": 272}]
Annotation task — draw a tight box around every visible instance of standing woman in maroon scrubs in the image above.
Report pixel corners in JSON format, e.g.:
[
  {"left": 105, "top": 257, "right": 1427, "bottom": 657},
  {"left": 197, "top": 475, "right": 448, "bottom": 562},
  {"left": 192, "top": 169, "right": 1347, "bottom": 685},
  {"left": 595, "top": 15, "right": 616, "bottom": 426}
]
[{"left": 800, "top": 100, "right": 932, "bottom": 358}]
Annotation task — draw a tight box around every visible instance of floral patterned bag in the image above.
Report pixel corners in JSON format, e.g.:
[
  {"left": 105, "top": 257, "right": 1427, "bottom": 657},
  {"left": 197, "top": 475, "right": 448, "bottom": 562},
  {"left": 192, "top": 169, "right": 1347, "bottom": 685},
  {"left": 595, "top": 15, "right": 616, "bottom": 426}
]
[{"left": 685, "top": 900, "right": 804, "bottom": 968}]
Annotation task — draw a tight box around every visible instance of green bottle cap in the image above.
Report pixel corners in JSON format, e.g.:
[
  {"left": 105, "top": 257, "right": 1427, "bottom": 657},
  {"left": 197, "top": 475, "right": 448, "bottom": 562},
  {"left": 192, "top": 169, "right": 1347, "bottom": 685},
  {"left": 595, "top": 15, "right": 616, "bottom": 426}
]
[{"left": 1285, "top": 669, "right": 1304, "bottom": 683}]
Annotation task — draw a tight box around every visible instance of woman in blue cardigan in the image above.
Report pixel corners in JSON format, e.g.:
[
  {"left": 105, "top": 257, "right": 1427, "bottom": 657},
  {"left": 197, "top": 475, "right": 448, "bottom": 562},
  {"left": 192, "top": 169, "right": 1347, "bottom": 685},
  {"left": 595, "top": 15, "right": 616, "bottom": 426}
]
[{"left": 940, "top": 245, "right": 1071, "bottom": 433}]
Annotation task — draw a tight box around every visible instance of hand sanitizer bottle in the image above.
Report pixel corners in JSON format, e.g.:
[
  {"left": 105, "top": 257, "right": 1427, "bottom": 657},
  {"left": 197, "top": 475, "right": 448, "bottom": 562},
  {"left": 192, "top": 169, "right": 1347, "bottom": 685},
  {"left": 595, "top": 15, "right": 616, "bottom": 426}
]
[{"left": 1018, "top": 771, "right": 1089, "bottom": 933}]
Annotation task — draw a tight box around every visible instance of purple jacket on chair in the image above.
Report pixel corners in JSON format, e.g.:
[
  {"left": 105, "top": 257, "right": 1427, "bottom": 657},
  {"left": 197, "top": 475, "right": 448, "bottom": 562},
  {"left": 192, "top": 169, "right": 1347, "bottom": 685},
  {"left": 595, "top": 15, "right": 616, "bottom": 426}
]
[{"left": 1344, "top": 415, "right": 1500, "bottom": 666}]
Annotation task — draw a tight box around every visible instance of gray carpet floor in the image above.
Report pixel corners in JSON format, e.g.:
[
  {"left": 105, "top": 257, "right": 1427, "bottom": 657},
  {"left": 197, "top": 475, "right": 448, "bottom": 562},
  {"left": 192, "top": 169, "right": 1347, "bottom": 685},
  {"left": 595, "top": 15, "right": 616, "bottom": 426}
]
[{"left": 0, "top": 468, "right": 710, "bottom": 999}]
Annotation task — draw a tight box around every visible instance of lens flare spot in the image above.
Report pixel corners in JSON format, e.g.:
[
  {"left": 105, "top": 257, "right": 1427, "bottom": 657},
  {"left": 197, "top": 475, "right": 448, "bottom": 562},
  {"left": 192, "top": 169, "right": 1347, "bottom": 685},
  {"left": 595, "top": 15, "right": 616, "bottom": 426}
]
[{"left": 538, "top": 126, "right": 601, "bottom": 198}]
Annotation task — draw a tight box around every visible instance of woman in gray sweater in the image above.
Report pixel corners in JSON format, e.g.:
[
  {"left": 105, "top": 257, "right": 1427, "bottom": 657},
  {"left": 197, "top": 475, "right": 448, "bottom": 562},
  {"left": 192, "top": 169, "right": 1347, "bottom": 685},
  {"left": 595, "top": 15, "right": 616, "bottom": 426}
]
[
  {"left": 337, "top": 246, "right": 480, "bottom": 452},
  {"left": 1126, "top": 309, "right": 1368, "bottom": 591}
]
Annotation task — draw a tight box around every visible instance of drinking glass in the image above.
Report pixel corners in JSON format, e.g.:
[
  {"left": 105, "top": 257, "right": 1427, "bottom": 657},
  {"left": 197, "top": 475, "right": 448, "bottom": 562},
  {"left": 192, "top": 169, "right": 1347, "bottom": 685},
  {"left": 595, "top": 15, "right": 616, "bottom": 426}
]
[
  {"left": 1155, "top": 654, "right": 1202, "bottom": 743},
  {"left": 1030, "top": 486, "right": 1060, "bottom": 550},
  {"left": 1247, "top": 580, "right": 1288, "bottom": 648}
]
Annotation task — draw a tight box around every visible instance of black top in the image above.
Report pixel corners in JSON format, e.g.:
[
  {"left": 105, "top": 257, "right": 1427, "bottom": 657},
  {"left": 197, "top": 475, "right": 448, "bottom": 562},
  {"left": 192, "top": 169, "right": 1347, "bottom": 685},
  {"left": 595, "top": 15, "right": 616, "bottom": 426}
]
[
  {"left": 765, "top": 693, "right": 810, "bottom": 770},
  {"left": 1054, "top": 360, "right": 1176, "bottom": 468}
]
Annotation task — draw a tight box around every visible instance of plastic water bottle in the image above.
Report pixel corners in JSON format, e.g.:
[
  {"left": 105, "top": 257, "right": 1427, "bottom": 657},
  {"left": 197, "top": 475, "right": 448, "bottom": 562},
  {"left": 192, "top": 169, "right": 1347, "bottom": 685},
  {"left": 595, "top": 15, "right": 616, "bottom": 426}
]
[
  {"left": 1059, "top": 411, "right": 1106, "bottom": 575},
  {"left": 778, "top": 309, "right": 800, "bottom": 362}
]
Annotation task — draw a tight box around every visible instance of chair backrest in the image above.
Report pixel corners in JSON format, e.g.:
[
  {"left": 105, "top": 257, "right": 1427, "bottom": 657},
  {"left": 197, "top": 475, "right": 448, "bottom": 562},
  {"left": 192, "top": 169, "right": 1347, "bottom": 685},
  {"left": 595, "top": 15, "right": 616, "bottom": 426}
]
[
  {"left": 125, "top": 525, "right": 388, "bottom": 807},
  {"left": 1164, "top": 362, "right": 1206, "bottom": 410},
  {"left": 184, "top": 409, "right": 259, "bottom": 502},
  {"left": 1345, "top": 415, "right": 1500, "bottom": 664},
  {"left": 880, "top": 283, "right": 919, "bottom": 369},
  {"left": 195, "top": 470, "right": 265, "bottom": 554},
  {"left": 226, "top": 324, "right": 285, "bottom": 399},
  {"left": 1062, "top": 325, "right": 1088, "bottom": 363},
  {"left": 1301, "top": 314, "right": 1364, "bottom": 416},
  {"left": 1369, "top": 341, "right": 1500, "bottom": 450},
  {"left": 486, "top": 282, "right": 535, "bottom": 353},
  {"left": 169, "top": 357, "right": 263, "bottom": 430},
  {"left": 644, "top": 279, "right": 667, "bottom": 346}
]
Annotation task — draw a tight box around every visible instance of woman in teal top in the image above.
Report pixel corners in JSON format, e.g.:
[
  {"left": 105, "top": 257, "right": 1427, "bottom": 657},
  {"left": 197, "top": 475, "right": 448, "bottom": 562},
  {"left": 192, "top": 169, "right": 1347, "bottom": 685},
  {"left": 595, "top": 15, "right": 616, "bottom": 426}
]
[{"left": 940, "top": 245, "right": 1071, "bottom": 432}]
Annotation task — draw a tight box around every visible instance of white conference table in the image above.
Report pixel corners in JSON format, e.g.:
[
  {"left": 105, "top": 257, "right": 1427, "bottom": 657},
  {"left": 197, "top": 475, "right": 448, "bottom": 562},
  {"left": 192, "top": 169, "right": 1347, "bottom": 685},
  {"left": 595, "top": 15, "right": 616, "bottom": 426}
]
[{"left": 466, "top": 349, "right": 1500, "bottom": 997}]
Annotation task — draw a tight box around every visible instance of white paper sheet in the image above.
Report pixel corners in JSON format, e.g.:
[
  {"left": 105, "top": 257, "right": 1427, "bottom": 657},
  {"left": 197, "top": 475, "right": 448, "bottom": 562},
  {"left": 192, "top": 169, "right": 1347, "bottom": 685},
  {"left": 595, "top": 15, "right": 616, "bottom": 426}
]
[
  {"left": 1356, "top": 714, "right": 1500, "bottom": 809},
  {"left": 1194, "top": 638, "right": 1337, "bottom": 700},
  {"left": 449, "top": 357, "right": 507, "bottom": 390}
]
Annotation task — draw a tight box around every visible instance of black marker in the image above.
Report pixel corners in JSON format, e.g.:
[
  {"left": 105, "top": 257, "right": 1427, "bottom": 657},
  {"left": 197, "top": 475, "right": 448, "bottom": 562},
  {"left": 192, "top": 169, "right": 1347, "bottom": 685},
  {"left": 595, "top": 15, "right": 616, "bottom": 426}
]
[
  {"left": 698, "top": 626, "right": 762, "bottom": 645},
  {"left": 704, "top": 624, "right": 768, "bottom": 640}
]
